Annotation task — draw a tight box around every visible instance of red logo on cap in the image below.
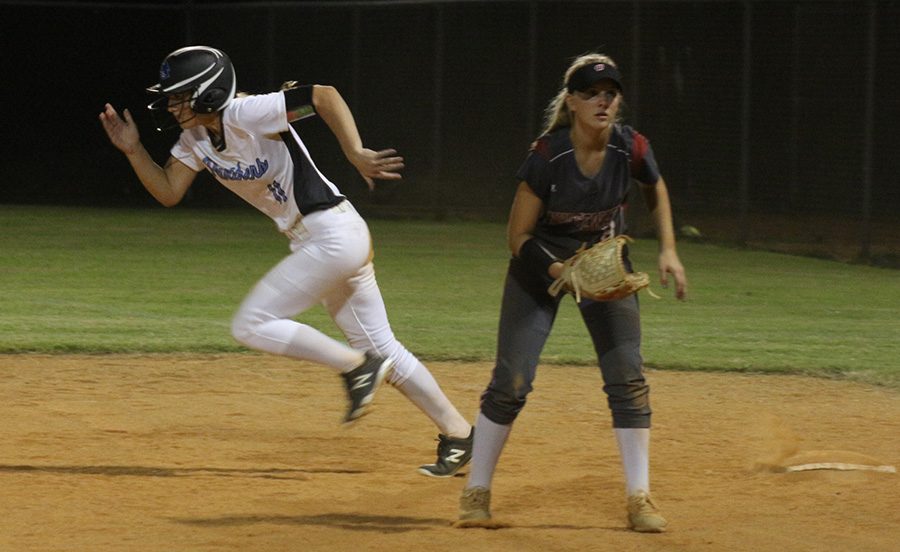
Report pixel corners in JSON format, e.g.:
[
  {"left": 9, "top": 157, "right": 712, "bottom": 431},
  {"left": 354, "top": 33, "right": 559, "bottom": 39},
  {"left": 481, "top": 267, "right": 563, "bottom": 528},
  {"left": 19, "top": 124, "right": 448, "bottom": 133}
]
[{"left": 594, "top": 63, "right": 605, "bottom": 72}]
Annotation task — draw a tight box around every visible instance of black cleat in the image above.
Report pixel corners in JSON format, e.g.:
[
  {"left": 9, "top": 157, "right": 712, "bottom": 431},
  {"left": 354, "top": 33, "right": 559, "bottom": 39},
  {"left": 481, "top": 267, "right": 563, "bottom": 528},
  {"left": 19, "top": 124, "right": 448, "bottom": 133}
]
[
  {"left": 417, "top": 428, "right": 474, "bottom": 478},
  {"left": 341, "top": 352, "right": 393, "bottom": 424}
]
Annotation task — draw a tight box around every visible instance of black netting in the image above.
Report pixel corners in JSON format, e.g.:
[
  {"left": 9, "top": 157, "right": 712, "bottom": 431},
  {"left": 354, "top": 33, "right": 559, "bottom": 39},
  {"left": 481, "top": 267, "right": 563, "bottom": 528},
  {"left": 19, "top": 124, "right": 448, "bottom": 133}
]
[{"left": 4, "top": 0, "right": 897, "bottom": 262}]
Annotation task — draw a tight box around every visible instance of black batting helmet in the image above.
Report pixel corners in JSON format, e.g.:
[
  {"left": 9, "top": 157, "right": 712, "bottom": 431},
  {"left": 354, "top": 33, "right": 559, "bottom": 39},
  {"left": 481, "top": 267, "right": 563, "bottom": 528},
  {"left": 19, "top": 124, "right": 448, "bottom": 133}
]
[{"left": 147, "top": 46, "right": 236, "bottom": 113}]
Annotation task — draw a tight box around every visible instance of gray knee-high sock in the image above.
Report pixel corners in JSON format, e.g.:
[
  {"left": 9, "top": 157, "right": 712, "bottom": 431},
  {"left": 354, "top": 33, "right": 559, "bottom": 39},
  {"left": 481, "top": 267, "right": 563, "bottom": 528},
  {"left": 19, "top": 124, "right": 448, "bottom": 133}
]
[
  {"left": 614, "top": 427, "right": 651, "bottom": 496},
  {"left": 465, "top": 412, "right": 512, "bottom": 490}
]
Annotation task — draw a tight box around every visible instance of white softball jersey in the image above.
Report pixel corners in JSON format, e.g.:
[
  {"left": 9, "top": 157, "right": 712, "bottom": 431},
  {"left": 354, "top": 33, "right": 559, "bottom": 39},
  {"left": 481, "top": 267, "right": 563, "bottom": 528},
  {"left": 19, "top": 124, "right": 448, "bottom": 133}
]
[{"left": 170, "top": 91, "right": 345, "bottom": 235}]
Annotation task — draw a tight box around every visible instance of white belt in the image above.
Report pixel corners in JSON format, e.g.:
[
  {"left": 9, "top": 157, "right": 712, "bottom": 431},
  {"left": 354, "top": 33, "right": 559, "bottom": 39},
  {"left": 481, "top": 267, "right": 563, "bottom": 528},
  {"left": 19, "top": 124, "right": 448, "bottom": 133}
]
[
  {"left": 331, "top": 200, "right": 352, "bottom": 213},
  {"left": 282, "top": 200, "right": 352, "bottom": 242}
]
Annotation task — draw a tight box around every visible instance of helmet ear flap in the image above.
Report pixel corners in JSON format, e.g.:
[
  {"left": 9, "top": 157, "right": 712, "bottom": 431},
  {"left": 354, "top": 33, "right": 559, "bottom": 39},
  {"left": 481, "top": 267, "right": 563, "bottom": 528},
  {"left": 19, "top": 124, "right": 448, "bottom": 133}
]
[{"left": 195, "top": 88, "right": 228, "bottom": 113}]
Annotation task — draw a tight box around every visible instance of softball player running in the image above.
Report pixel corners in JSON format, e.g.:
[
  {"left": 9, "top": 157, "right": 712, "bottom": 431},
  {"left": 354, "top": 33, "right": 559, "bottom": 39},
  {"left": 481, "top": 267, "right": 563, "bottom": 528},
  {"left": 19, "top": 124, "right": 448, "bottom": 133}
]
[
  {"left": 99, "top": 46, "right": 472, "bottom": 477},
  {"left": 454, "top": 53, "right": 687, "bottom": 531}
]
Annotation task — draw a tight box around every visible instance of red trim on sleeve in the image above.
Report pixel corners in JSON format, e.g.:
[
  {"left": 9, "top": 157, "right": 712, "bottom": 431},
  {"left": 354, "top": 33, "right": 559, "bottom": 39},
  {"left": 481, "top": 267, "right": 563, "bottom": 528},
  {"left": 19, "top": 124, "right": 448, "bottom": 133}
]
[
  {"left": 531, "top": 136, "right": 552, "bottom": 160},
  {"left": 630, "top": 131, "right": 648, "bottom": 174}
]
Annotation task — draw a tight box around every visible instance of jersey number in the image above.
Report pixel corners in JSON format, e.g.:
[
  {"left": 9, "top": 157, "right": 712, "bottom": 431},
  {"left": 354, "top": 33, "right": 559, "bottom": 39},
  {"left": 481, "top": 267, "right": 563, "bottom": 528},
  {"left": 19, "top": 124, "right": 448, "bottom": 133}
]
[{"left": 268, "top": 181, "right": 288, "bottom": 204}]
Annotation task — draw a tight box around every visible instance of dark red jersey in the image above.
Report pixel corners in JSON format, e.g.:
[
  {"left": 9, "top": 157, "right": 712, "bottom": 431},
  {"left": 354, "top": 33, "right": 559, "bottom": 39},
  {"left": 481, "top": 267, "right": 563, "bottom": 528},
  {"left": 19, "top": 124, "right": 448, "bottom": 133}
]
[{"left": 516, "top": 124, "right": 660, "bottom": 257}]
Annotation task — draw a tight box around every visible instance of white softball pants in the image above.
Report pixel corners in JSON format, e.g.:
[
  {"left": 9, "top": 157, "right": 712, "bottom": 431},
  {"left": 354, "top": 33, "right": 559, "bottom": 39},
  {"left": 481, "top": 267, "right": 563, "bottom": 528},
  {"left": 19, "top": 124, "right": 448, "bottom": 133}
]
[{"left": 230, "top": 201, "right": 419, "bottom": 385}]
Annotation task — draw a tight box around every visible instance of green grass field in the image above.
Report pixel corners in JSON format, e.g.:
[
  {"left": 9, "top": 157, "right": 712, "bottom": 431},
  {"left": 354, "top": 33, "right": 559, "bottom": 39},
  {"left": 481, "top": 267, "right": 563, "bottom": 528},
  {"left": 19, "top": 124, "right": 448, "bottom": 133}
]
[{"left": 1, "top": 205, "right": 897, "bottom": 388}]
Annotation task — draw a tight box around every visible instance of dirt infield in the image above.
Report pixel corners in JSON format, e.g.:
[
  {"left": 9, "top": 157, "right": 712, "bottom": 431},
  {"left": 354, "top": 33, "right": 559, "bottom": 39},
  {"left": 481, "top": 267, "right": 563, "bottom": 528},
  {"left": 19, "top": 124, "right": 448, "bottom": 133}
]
[{"left": 0, "top": 354, "right": 897, "bottom": 552}]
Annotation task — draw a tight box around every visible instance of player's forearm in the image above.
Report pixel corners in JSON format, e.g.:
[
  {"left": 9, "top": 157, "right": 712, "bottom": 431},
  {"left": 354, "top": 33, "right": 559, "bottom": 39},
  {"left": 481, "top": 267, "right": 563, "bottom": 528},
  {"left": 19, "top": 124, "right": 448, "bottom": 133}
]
[
  {"left": 124, "top": 147, "right": 183, "bottom": 207},
  {"left": 507, "top": 188, "right": 538, "bottom": 256},
  {"left": 646, "top": 180, "right": 678, "bottom": 253},
  {"left": 507, "top": 182, "right": 565, "bottom": 277},
  {"left": 312, "top": 85, "right": 365, "bottom": 159}
]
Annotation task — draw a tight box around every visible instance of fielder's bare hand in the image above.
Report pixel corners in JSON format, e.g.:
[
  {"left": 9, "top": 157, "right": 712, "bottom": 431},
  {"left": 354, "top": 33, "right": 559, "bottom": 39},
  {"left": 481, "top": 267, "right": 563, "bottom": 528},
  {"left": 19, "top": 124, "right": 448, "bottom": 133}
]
[
  {"left": 99, "top": 103, "right": 141, "bottom": 156},
  {"left": 658, "top": 249, "right": 688, "bottom": 300},
  {"left": 349, "top": 147, "right": 404, "bottom": 191}
]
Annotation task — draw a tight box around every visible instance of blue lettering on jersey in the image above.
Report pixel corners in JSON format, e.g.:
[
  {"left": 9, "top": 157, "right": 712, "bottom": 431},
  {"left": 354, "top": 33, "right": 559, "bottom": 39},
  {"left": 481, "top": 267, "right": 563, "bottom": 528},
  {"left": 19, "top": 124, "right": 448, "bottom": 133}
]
[
  {"left": 202, "top": 157, "right": 270, "bottom": 181},
  {"left": 267, "top": 180, "right": 288, "bottom": 203}
]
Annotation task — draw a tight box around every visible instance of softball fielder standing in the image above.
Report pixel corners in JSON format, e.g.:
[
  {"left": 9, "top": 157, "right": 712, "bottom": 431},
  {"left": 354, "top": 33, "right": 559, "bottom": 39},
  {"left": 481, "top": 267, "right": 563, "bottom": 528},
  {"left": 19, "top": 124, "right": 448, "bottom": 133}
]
[
  {"left": 99, "top": 46, "right": 472, "bottom": 477},
  {"left": 455, "top": 53, "right": 687, "bottom": 531}
]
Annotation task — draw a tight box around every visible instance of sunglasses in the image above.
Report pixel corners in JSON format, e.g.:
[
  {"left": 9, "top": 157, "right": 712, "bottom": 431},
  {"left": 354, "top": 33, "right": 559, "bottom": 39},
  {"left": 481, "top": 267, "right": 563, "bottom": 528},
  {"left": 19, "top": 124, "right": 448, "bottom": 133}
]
[{"left": 573, "top": 89, "right": 618, "bottom": 103}]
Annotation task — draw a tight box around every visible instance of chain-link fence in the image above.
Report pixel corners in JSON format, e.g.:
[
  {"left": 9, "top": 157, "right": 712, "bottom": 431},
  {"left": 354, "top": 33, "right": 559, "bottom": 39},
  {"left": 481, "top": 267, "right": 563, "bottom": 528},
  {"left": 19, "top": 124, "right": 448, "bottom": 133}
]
[{"left": 3, "top": 0, "right": 897, "bottom": 264}]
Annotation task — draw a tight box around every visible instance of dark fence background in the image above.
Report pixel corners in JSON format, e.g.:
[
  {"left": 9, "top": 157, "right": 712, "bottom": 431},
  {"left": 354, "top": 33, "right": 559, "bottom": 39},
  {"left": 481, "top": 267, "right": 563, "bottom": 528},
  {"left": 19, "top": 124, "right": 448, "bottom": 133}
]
[{"left": 2, "top": 0, "right": 898, "bottom": 263}]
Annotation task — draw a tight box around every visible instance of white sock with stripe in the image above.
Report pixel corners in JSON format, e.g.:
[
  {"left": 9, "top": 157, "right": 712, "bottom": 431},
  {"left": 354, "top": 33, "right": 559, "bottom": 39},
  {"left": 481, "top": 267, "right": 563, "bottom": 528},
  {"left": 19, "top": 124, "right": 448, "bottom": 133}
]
[
  {"left": 247, "top": 320, "right": 362, "bottom": 372},
  {"left": 394, "top": 367, "right": 471, "bottom": 438}
]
